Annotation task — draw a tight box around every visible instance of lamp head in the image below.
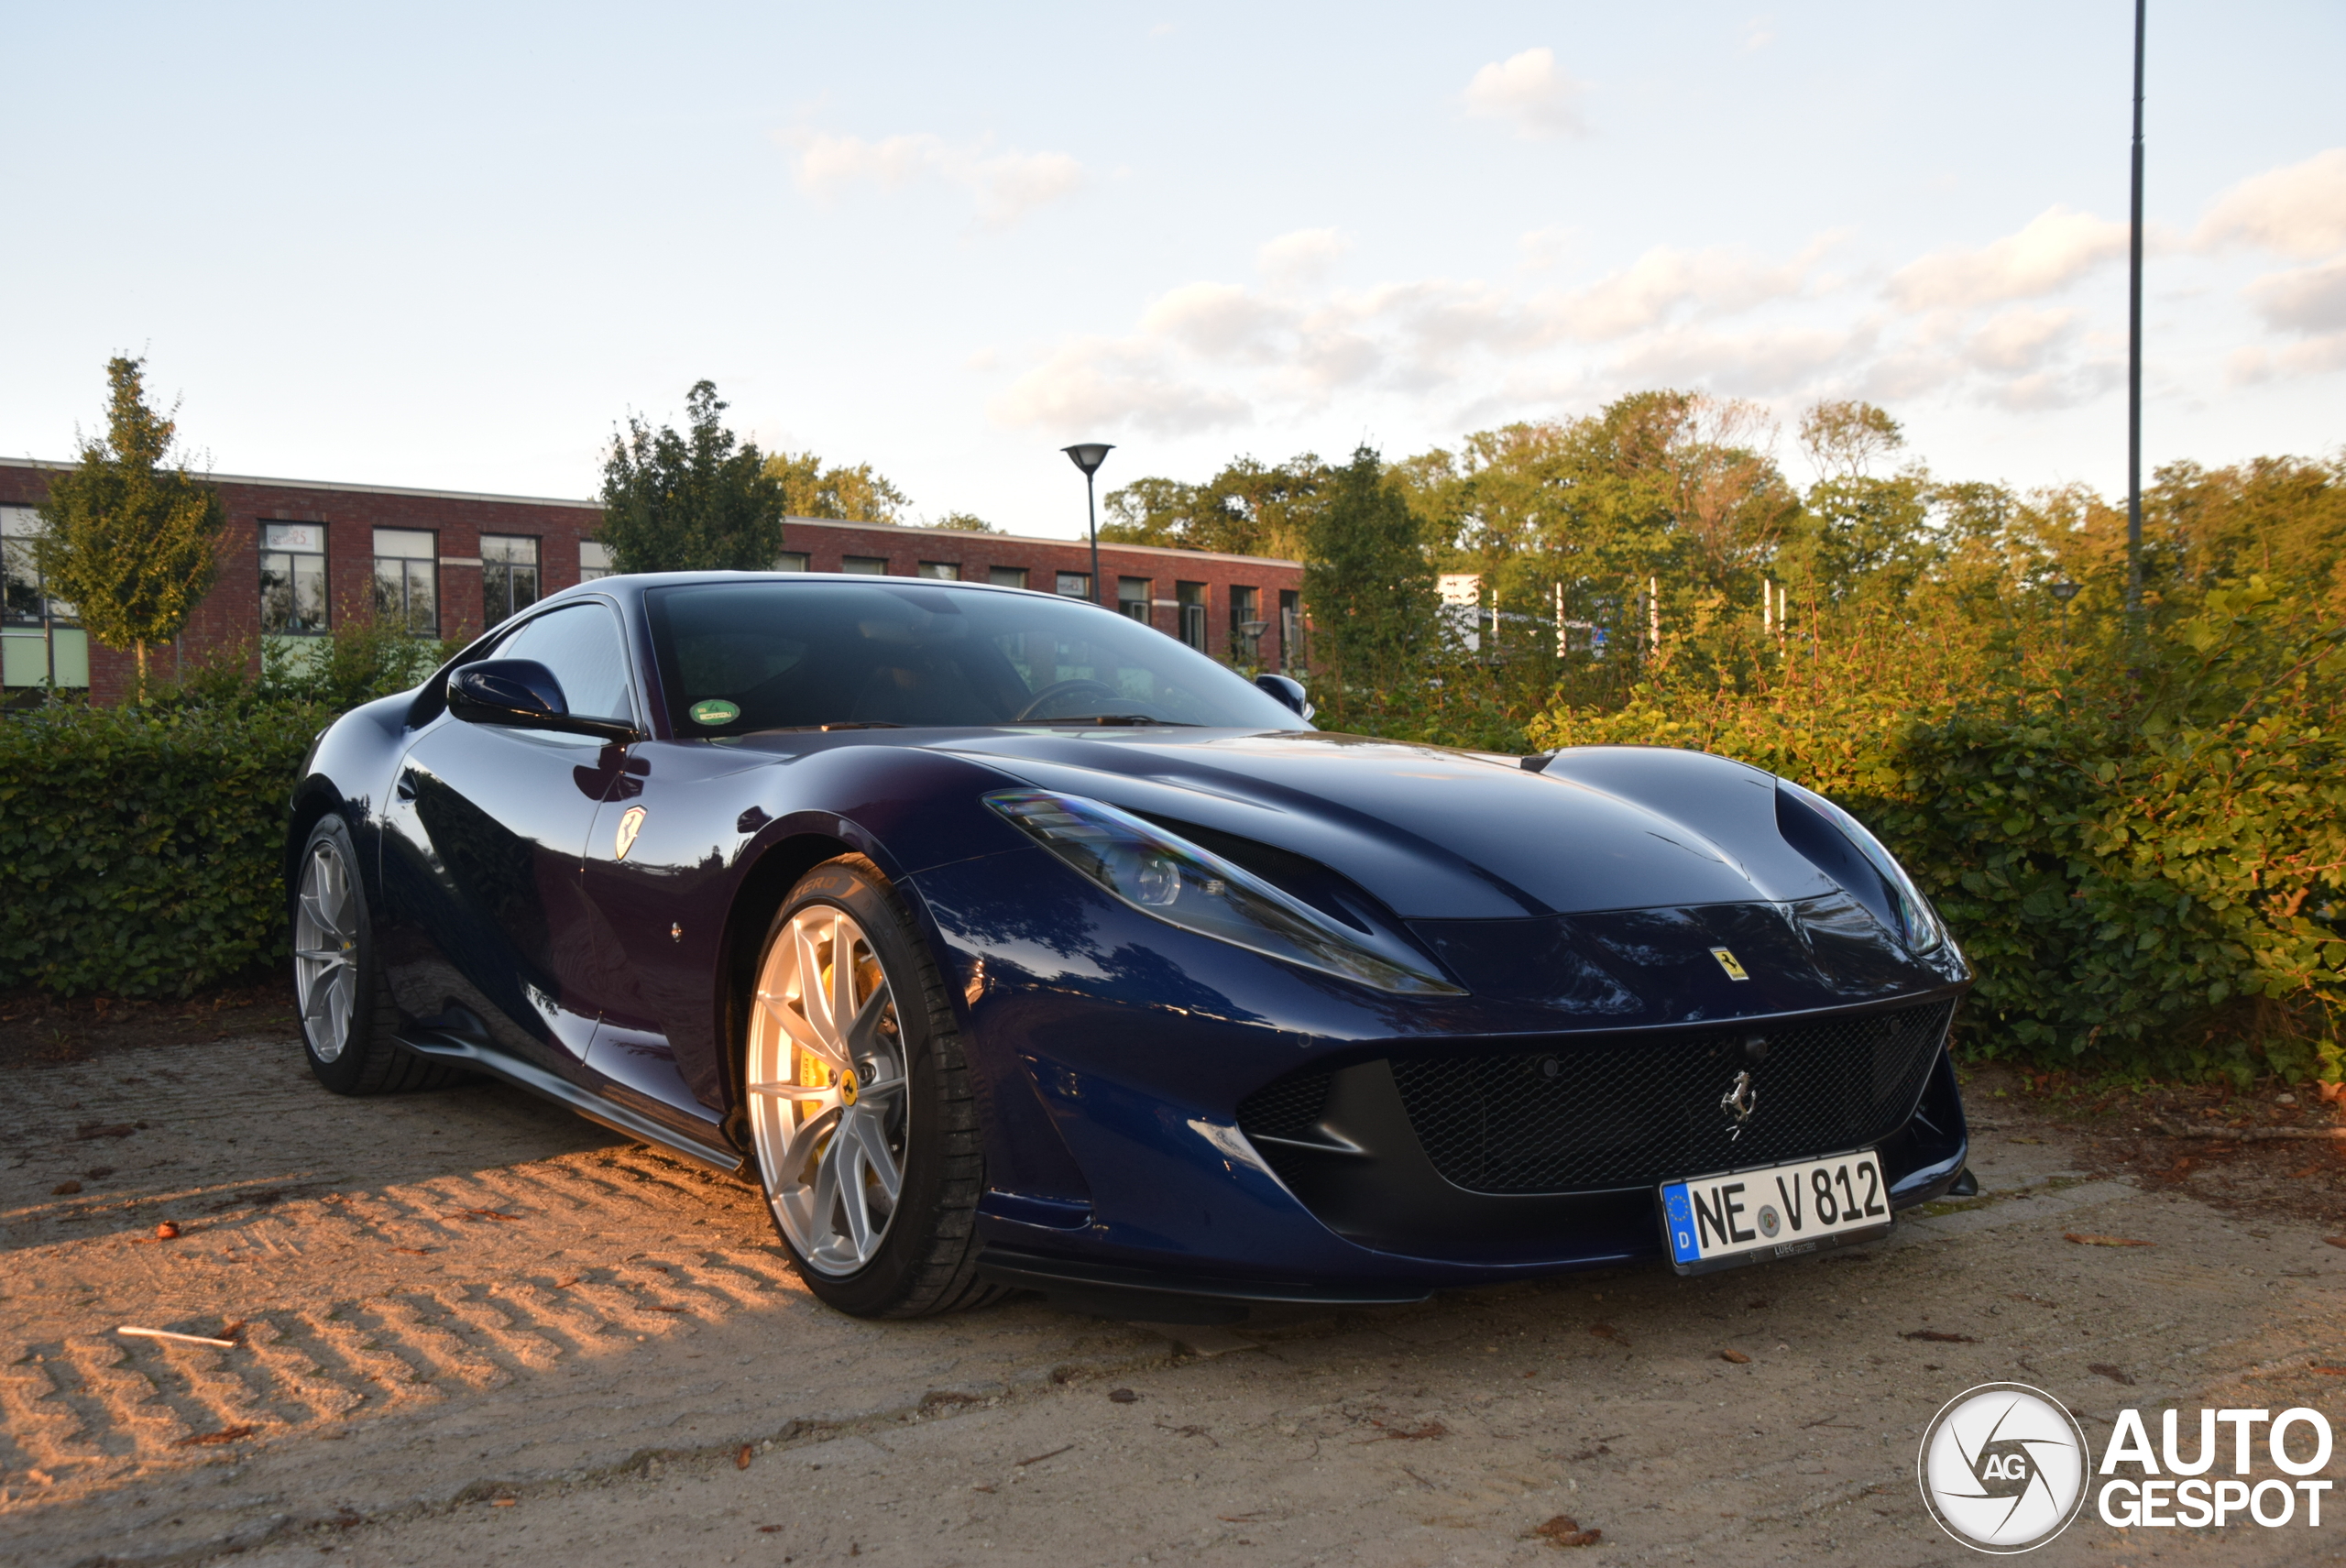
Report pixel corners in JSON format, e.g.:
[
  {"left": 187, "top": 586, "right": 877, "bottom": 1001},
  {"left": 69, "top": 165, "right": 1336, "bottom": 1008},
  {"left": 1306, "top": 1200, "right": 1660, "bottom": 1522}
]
[
  {"left": 2051, "top": 581, "right": 2081, "bottom": 603},
  {"left": 1062, "top": 443, "right": 1115, "bottom": 477}
]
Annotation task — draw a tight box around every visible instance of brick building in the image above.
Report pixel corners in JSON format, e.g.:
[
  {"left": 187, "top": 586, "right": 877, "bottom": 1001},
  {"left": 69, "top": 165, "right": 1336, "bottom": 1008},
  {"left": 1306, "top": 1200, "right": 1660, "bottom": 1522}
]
[{"left": 0, "top": 458, "right": 1304, "bottom": 706}]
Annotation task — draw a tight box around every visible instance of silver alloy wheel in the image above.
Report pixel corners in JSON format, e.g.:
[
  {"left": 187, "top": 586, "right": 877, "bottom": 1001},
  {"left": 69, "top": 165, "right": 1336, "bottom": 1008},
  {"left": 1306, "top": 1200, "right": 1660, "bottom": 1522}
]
[
  {"left": 294, "top": 839, "right": 360, "bottom": 1062},
  {"left": 747, "top": 905, "right": 910, "bottom": 1277}
]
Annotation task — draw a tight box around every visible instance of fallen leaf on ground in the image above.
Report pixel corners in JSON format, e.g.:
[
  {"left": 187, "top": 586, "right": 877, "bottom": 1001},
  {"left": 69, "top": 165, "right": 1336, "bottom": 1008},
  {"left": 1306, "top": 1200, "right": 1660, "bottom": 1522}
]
[
  {"left": 1719, "top": 1349, "right": 1751, "bottom": 1364},
  {"left": 1360, "top": 1418, "right": 1449, "bottom": 1442},
  {"left": 641, "top": 1305, "right": 686, "bottom": 1314},
  {"left": 554, "top": 1276, "right": 581, "bottom": 1288},
  {"left": 2088, "top": 1363, "right": 2136, "bottom": 1385},
  {"left": 74, "top": 1124, "right": 137, "bottom": 1140},
  {"left": 490, "top": 1497, "right": 516, "bottom": 1508},
  {"left": 153, "top": 1222, "right": 180, "bottom": 1240},
  {"left": 970, "top": 1484, "right": 995, "bottom": 1494},
  {"left": 391, "top": 1246, "right": 434, "bottom": 1256},
  {"left": 1015, "top": 1444, "right": 1073, "bottom": 1467},
  {"left": 2311, "top": 1366, "right": 2346, "bottom": 1376},
  {"left": 2326, "top": 1237, "right": 2346, "bottom": 1249},
  {"left": 1902, "top": 1330, "right": 1978, "bottom": 1343},
  {"left": 83, "top": 1166, "right": 115, "bottom": 1179},
  {"left": 1564, "top": 1444, "right": 1611, "bottom": 1460},
  {"left": 2065, "top": 1233, "right": 2154, "bottom": 1247},
  {"left": 50, "top": 1180, "right": 82, "bottom": 1195},
  {"left": 1108, "top": 1388, "right": 1138, "bottom": 1403},
  {"left": 447, "top": 1208, "right": 522, "bottom": 1222},
  {"left": 1588, "top": 1323, "right": 1624, "bottom": 1343},
  {"left": 736, "top": 1444, "right": 752, "bottom": 1470},
  {"left": 757, "top": 1525, "right": 785, "bottom": 1533},
  {"left": 172, "top": 1424, "right": 257, "bottom": 1446},
  {"left": 1217, "top": 1511, "right": 1269, "bottom": 1522},
  {"left": 1535, "top": 1515, "right": 1603, "bottom": 1547}
]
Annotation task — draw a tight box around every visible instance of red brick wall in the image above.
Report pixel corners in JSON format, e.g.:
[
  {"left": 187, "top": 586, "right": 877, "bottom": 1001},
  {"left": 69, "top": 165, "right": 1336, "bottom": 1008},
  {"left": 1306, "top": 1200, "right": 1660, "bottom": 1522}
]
[{"left": 0, "top": 461, "right": 1304, "bottom": 704}]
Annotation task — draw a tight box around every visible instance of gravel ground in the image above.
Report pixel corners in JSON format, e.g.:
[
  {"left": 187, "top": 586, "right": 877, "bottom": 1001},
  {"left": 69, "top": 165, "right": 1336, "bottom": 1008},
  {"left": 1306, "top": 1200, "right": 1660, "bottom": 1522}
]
[{"left": 3, "top": 1036, "right": 2341, "bottom": 1567}]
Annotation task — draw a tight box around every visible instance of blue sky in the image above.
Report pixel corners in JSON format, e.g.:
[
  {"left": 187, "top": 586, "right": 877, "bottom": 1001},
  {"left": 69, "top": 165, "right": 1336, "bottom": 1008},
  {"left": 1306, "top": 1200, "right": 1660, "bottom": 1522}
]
[{"left": 2, "top": 2, "right": 2341, "bottom": 536}]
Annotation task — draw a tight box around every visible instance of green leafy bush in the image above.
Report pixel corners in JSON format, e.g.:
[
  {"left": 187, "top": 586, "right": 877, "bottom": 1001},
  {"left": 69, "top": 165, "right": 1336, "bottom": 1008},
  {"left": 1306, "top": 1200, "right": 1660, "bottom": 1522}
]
[
  {"left": 0, "top": 700, "right": 324, "bottom": 996},
  {"left": 0, "top": 617, "right": 453, "bottom": 999},
  {"left": 1529, "top": 585, "right": 2346, "bottom": 1082}
]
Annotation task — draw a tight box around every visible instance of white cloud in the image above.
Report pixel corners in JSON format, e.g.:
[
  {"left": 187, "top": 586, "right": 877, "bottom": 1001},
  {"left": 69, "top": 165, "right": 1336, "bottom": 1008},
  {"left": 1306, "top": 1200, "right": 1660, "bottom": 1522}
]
[
  {"left": 1463, "top": 47, "right": 1588, "bottom": 140},
  {"left": 2242, "top": 257, "right": 2346, "bottom": 335},
  {"left": 2229, "top": 334, "right": 2346, "bottom": 385},
  {"left": 1886, "top": 206, "right": 2127, "bottom": 310},
  {"left": 1256, "top": 228, "right": 1351, "bottom": 287},
  {"left": 1542, "top": 244, "right": 1821, "bottom": 341},
  {"left": 2196, "top": 148, "right": 2346, "bottom": 259},
  {"left": 1965, "top": 306, "right": 2077, "bottom": 372},
  {"left": 793, "top": 131, "right": 1084, "bottom": 230},
  {"left": 988, "top": 336, "right": 1251, "bottom": 436}
]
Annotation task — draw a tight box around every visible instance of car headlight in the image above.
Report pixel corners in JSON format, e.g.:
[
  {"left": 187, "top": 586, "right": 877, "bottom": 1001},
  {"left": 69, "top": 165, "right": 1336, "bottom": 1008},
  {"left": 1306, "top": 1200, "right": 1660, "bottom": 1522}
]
[
  {"left": 1776, "top": 779, "right": 1947, "bottom": 954},
  {"left": 984, "top": 788, "right": 1463, "bottom": 996}
]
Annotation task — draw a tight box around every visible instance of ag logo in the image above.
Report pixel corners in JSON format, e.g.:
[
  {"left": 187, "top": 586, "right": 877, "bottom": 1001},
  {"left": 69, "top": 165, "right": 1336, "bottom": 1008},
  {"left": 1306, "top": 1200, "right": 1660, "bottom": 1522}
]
[
  {"left": 613, "top": 806, "right": 647, "bottom": 861},
  {"left": 1918, "top": 1383, "right": 2089, "bottom": 1553}
]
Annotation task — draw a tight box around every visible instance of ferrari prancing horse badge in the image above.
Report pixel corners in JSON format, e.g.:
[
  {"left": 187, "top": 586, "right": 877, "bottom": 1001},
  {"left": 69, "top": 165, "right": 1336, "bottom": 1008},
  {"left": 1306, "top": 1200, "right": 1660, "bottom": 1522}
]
[{"left": 614, "top": 806, "right": 647, "bottom": 861}]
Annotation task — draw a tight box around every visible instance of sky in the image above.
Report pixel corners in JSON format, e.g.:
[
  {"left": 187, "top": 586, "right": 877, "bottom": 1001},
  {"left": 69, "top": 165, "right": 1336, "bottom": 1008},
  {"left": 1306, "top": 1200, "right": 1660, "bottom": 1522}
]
[{"left": 2, "top": 2, "right": 2341, "bottom": 538}]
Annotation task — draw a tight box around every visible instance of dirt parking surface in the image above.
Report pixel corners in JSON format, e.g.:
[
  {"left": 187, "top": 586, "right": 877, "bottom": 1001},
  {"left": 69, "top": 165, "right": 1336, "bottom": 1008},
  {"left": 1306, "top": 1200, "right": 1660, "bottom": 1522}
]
[{"left": 4, "top": 1037, "right": 2342, "bottom": 1567}]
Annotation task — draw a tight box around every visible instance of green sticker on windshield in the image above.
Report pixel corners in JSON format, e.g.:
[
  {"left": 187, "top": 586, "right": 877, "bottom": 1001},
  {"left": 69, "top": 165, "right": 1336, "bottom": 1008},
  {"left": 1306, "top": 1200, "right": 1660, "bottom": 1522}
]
[{"left": 689, "top": 699, "right": 740, "bottom": 726}]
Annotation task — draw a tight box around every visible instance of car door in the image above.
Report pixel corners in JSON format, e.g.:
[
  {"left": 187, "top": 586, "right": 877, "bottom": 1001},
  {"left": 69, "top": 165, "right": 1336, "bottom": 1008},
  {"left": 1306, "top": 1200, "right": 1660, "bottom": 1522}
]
[{"left": 377, "top": 598, "right": 640, "bottom": 1078}]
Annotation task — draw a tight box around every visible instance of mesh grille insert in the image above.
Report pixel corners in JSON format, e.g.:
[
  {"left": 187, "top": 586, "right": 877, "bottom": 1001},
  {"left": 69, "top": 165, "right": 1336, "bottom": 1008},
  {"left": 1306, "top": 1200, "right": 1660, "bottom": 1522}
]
[
  {"left": 1235, "top": 1068, "right": 1336, "bottom": 1143},
  {"left": 1388, "top": 1000, "right": 1956, "bottom": 1195}
]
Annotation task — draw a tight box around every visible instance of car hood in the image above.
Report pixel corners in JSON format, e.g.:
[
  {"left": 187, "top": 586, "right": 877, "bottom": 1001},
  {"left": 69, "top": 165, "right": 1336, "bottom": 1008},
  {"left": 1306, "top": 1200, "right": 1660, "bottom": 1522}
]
[{"left": 929, "top": 729, "right": 1844, "bottom": 922}]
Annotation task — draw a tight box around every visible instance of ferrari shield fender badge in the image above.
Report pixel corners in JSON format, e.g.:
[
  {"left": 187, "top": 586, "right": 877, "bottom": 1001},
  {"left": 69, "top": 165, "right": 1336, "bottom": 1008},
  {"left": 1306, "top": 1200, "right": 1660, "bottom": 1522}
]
[
  {"left": 1711, "top": 946, "right": 1750, "bottom": 981},
  {"left": 614, "top": 806, "right": 647, "bottom": 861}
]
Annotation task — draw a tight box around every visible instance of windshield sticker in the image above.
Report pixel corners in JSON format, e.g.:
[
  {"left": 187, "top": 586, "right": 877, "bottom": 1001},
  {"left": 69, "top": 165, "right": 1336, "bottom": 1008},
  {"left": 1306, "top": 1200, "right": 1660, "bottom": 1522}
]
[{"left": 690, "top": 699, "right": 740, "bottom": 726}]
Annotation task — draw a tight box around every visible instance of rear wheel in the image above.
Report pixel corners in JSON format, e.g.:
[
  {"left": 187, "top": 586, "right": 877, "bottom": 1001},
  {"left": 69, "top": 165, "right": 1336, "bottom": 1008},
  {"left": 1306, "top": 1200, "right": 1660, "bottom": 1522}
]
[
  {"left": 292, "top": 815, "right": 462, "bottom": 1096},
  {"left": 744, "top": 855, "right": 1000, "bottom": 1318}
]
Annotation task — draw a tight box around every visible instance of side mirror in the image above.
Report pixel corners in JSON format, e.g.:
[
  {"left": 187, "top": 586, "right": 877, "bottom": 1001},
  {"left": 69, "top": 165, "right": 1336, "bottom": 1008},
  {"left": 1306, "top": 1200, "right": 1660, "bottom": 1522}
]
[
  {"left": 1254, "top": 673, "right": 1315, "bottom": 721},
  {"left": 448, "top": 659, "right": 638, "bottom": 742}
]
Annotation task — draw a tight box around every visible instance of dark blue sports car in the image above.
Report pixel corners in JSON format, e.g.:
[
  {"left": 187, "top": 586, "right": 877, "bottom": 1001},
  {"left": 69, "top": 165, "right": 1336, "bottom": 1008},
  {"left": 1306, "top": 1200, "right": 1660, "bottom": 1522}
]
[{"left": 286, "top": 573, "right": 1972, "bottom": 1321}]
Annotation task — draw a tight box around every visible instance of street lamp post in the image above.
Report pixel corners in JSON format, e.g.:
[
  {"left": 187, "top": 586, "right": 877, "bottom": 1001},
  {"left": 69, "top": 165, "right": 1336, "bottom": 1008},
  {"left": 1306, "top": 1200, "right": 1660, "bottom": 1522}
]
[
  {"left": 1062, "top": 444, "right": 1115, "bottom": 606},
  {"left": 2052, "top": 580, "right": 2080, "bottom": 650}
]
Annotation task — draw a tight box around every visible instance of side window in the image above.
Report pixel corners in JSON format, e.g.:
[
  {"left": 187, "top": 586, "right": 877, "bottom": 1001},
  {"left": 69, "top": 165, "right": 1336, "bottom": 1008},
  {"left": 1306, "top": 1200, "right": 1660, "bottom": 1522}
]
[{"left": 496, "top": 603, "right": 635, "bottom": 724}]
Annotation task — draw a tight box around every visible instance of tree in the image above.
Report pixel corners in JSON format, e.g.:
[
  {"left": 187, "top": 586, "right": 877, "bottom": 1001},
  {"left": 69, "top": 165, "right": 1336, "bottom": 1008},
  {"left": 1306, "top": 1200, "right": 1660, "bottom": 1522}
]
[
  {"left": 919, "top": 510, "right": 1001, "bottom": 533},
  {"left": 35, "top": 356, "right": 227, "bottom": 700},
  {"left": 765, "top": 451, "right": 911, "bottom": 524},
  {"left": 1103, "top": 455, "right": 1326, "bottom": 558},
  {"left": 1302, "top": 446, "right": 1435, "bottom": 688},
  {"left": 598, "top": 381, "right": 786, "bottom": 572}
]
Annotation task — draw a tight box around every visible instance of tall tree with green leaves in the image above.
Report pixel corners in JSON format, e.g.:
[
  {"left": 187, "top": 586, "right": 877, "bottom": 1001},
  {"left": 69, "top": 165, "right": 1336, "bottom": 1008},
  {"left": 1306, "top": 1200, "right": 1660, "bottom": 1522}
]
[
  {"left": 35, "top": 356, "right": 226, "bottom": 700},
  {"left": 598, "top": 381, "right": 786, "bottom": 572},
  {"left": 764, "top": 450, "right": 913, "bottom": 524},
  {"left": 1303, "top": 445, "right": 1435, "bottom": 695}
]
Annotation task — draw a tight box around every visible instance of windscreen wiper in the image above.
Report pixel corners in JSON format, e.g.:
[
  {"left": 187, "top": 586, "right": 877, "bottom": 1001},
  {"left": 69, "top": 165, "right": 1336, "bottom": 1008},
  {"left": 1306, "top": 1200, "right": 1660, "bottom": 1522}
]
[
  {"left": 762, "top": 721, "right": 905, "bottom": 732},
  {"left": 1003, "top": 715, "right": 1197, "bottom": 727}
]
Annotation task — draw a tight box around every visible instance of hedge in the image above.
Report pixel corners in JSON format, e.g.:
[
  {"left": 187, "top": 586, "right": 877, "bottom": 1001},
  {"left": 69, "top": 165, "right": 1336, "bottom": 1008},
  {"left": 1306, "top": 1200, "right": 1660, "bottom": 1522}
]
[{"left": 0, "top": 702, "right": 323, "bottom": 996}]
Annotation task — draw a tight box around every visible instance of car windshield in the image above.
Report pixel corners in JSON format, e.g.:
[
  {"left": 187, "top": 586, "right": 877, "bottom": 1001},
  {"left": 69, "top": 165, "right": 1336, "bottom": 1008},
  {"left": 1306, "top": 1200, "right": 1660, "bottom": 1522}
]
[{"left": 643, "top": 578, "right": 1304, "bottom": 735}]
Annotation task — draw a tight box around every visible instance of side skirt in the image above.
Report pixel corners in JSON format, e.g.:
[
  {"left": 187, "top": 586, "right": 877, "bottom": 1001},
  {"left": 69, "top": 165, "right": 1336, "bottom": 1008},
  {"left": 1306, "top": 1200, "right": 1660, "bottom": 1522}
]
[{"left": 396, "top": 1034, "right": 750, "bottom": 1178}]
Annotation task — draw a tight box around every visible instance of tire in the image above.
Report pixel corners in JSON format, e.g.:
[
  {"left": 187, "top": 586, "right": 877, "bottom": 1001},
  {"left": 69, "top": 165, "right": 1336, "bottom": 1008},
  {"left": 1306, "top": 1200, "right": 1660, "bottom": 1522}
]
[
  {"left": 291, "top": 815, "right": 464, "bottom": 1096},
  {"left": 743, "top": 854, "right": 1003, "bottom": 1318}
]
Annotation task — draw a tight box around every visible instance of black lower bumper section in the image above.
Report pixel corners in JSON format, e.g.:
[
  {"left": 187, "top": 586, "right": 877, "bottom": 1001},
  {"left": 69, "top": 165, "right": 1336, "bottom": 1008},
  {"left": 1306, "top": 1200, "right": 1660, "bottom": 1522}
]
[{"left": 976, "top": 1249, "right": 1431, "bottom": 1324}]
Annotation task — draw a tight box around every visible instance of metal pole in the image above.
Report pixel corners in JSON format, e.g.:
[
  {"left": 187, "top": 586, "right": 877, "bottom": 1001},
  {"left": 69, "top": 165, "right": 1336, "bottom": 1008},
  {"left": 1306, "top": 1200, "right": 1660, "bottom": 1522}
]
[
  {"left": 2125, "top": 0, "right": 2146, "bottom": 620},
  {"left": 1086, "top": 471, "right": 1102, "bottom": 606}
]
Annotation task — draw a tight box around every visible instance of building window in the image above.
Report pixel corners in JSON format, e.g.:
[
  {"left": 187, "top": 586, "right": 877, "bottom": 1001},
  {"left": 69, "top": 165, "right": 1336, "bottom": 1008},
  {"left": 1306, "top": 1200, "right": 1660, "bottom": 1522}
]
[
  {"left": 842, "top": 555, "right": 888, "bottom": 576},
  {"left": 259, "top": 522, "right": 328, "bottom": 633},
  {"left": 1055, "top": 571, "right": 1091, "bottom": 599},
  {"left": 481, "top": 534, "right": 540, "bottom": 627},
  {"left": 916, "top": 561, "right": 960, "bottom": 580},
  {"left": 579, "top": 540, "right": 615, "bottom": 581},
  {"left": 775, "top": 551, "right": 810, "bottom": 573},
  {"left": 1175, "top": 581, "right": 1208, "bottom": 652},
  {"left": 1278, "top": 588, "right": 1302, "bottom": 672},
  {"left": 1, "top": 504, "right": 89, "bottom": 692},
  {"left": 373, "top": 528, "right": 439, "bottom": 635},
  {"left": 1117, "top": 576, "right": 1151, "bottom": 623},
  {"left": 988, "top": 566, "right": 1029, "bottom": 590},
  {"left": 1229, "top": 585, "right": 1262, "bottom": 660}
]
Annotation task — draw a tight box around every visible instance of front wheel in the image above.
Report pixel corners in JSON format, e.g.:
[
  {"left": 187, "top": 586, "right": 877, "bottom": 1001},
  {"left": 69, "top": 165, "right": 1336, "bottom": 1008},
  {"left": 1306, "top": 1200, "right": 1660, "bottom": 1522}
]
[{"left": 743, "top": 855, "right": 1000, "bottom": 1318}]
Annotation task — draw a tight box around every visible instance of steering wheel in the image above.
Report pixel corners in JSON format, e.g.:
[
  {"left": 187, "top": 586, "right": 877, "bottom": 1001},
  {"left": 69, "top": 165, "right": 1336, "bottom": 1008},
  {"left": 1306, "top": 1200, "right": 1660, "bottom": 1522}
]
[{"left": 1014, "top": 678, "right": 1122, "bottom": 721}]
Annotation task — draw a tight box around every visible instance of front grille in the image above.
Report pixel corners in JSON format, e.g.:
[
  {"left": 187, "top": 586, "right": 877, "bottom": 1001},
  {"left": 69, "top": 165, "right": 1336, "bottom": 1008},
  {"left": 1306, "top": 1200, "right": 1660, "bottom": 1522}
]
[
  {"left": 1235, "top": 1068, "right": 1336, "bottom": 1142},
  {"left": 1388, "top": 1000, "right": 1956, "bottom": 1194}
]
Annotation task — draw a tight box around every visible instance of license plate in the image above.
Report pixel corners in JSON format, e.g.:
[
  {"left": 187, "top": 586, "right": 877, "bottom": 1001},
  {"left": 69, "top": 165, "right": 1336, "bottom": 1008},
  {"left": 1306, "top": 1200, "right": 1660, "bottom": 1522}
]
[{"left": 1659, "top": 1149, "right": 1892, "bottom": 1275}]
